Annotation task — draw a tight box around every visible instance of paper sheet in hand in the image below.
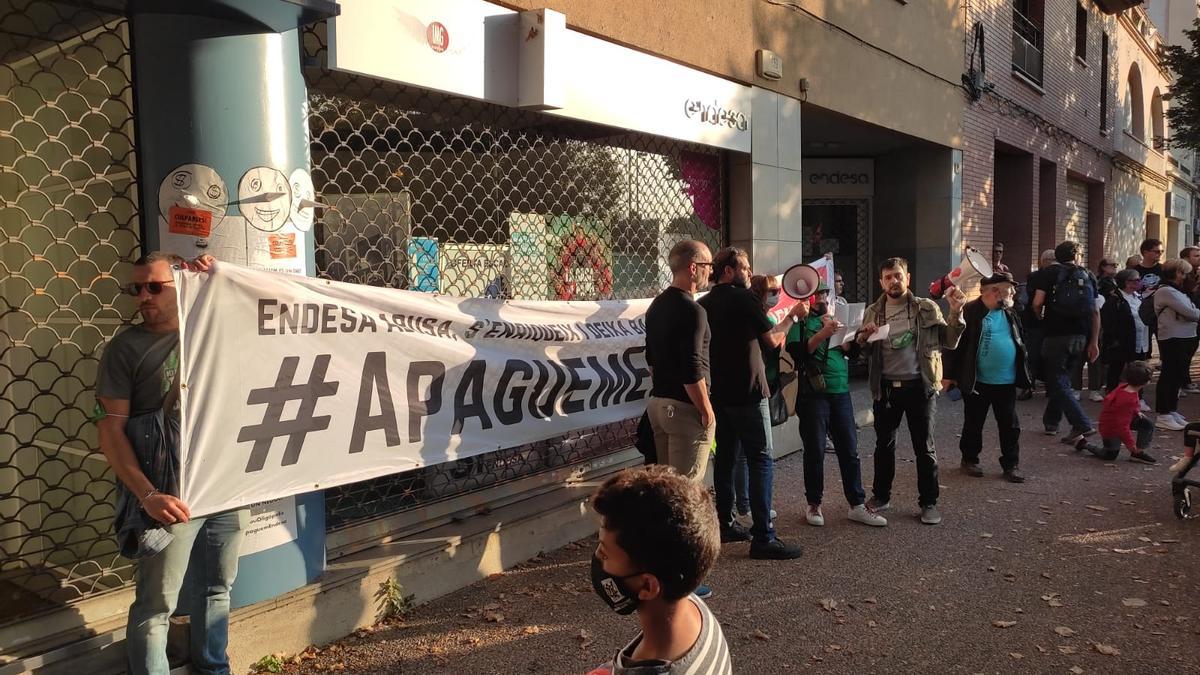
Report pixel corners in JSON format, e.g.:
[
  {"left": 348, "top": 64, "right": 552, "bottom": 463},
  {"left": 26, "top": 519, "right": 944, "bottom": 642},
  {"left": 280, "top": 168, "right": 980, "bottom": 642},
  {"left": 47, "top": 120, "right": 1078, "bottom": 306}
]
[
  {"left": 830, "top": 302, "right": 865, "bottom": 346},
  {"left": 866, "top": 323, "right": 891, "bottom": 343}
]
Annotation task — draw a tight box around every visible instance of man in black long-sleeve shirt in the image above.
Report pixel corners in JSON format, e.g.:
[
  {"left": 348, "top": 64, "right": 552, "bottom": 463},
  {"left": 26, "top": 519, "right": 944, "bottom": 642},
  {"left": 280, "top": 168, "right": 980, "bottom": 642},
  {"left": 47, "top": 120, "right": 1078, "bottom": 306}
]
[
  {"left": 645, "top": 241, "right": 716, "bottom": 482},
  {"left": 700, "top": 246, "right": 807, "bottom": 560}
]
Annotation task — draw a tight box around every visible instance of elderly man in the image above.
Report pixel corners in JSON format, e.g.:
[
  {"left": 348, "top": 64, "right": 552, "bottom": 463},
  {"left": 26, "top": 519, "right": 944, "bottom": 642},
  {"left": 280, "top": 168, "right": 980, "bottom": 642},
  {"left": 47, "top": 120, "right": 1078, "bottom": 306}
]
[{"left": 944, "top": 272, "right": 1031, "bottom": 483}]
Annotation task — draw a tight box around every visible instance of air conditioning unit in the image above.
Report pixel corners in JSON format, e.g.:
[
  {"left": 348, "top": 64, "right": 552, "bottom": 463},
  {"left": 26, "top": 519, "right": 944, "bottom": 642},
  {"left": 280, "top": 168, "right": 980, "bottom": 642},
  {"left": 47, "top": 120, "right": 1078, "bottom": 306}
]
[{"left": 1093, "top": 0, "right": 1145, "bottom": 14}]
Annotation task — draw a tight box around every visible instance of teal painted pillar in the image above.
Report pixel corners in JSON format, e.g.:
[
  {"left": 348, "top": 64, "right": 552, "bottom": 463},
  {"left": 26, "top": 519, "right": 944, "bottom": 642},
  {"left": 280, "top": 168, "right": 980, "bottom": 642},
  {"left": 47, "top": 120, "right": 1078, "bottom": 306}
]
[{"left": 130, "top": 2, "right": 335, "bottom": 607}]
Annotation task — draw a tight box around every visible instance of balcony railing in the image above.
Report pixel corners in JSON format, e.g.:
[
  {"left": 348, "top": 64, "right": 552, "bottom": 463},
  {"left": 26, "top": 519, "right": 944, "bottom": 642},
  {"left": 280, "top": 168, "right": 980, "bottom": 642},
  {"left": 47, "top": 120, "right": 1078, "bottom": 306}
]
[{"left": 1012, "top": 8, "right": 1044, "bottom": 84}]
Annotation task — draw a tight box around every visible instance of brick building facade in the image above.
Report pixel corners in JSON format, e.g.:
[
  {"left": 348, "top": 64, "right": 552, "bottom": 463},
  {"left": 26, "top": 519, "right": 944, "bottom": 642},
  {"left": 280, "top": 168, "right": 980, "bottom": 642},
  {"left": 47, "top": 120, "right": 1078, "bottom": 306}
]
[{"left": 961, "top": 0, "right": 1120, "bottom": 279}]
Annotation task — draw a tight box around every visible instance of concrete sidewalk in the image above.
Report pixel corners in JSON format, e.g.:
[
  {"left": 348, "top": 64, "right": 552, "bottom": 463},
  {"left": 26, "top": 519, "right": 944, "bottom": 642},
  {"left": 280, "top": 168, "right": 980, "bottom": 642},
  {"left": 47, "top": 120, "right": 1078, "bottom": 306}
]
[{"left": 268, "top": 382, "right": 1200, "bottom": 674}]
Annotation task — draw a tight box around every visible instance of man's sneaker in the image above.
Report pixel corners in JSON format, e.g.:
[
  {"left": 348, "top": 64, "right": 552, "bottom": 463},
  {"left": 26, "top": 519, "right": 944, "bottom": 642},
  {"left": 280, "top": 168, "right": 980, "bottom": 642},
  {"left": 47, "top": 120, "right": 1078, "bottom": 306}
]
[
  {"left": 749, "top": 538, "right": 803, "bottom": 560},
  {"left": 1089, "top": 390, "right": 1105, "bottom": 402},
  {"left": 770, "top": 508, "right": 778, "bottom": 521},
  {"left": 1186, "top": 383, "right": 1200, "bottom": 393},
  {"left": 1130, "top": 450, "right": 1158, "bottom": 464},
  {"left": 1172, "top": 412, "right": 1190, "bottom": 425},
  {"left": 1003, "top": 468, "right": 1026, "bottom": 483},
  {"left": 1157, "top": 414, "right": 1187, "bottom": 431},
  {"left": 1181, "top": 388, "right": 1190, "bottom": 399},
  {"left": 961, "top": 461, "right": 984, "bottom": 477},
  {"left": 805, "top": 505, "right": 825, "bottom": 526},
  {"left": 1043, "top": 426, "right": 1059, "bottom": 436},
  {"left": 695, "top": 584, "right": 713, "bottom": 599},
  {"left": 1060, "top": 428, "right": 1096, "bottom": 445},
  {"left": 848, "top": 504, "right": 887, "bottom": 527},
  {"left": 1139, "top": 399, "right": 1152, "bottom": 412},
  {"left": 866, "top": 497, "right": 891, "bottom": 512},
  {"left": 920, "top": 504, "right": 942, "bottom": 525},
  {"left": 719, "top": 522, "right": 751, "bottom": 543},
  {"left": 1073, "top": 389, "right": 1082, "bottom": 401}
]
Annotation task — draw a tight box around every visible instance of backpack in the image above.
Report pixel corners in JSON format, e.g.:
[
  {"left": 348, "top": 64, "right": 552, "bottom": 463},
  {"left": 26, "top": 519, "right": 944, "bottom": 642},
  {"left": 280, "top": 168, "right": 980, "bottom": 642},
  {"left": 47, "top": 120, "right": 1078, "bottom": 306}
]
[
  {"left": 1048, "top": 264, "right": 1095, "bottom": 319},
  {"left": 1138, "top": 288, "right": 1170, "bottom": 332}
]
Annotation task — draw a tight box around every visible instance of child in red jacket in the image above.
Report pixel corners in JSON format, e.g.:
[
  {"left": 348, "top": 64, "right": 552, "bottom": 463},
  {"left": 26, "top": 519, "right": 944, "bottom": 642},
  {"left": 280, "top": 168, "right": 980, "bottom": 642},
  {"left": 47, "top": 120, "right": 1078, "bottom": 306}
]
[{"left": 1078, "top": 362, "right": 1158, "bottom": 463}]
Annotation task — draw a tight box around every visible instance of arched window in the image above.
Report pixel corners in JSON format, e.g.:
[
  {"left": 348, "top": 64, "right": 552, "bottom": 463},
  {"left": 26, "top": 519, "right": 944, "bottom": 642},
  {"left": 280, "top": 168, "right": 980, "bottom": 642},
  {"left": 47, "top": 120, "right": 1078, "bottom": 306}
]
[
  {"left": 1151, "top": 87, "right": 1165, "bottom": 148},
  {"left": 1125, "top": 64, "right": 1145, "bottom": 139}
]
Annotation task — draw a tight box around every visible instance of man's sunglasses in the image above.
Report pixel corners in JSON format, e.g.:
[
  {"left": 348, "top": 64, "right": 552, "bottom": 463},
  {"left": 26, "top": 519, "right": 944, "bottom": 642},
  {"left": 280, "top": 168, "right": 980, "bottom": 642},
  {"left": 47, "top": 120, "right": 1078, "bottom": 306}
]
[{"left": 124, "top": 281, "right": 175, "bottom": 296}]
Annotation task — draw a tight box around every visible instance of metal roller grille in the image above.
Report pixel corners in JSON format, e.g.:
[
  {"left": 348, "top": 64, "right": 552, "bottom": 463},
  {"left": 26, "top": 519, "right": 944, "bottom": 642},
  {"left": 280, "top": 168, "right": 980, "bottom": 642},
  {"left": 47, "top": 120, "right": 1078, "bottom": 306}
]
[
  {"left": 0, "top": 1, "right": 140, "bottom": 629},
  {"left": 302, "top": 24, "right": 726, "bottom": 529}
]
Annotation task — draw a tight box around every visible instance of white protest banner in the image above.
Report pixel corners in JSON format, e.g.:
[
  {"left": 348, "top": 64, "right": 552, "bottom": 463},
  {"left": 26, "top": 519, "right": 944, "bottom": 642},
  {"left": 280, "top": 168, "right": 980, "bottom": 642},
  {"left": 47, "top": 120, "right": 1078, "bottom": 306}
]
[{"left": 175, "top": 263, "right": 650, "bottom": 517}]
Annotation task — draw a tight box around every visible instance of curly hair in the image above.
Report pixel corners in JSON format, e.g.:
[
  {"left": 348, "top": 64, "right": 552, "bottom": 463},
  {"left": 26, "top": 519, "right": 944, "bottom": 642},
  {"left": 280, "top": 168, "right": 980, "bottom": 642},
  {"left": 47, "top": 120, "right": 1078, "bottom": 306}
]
[{"left": 591, "top": 465, "right": 719, "bottom": 600}]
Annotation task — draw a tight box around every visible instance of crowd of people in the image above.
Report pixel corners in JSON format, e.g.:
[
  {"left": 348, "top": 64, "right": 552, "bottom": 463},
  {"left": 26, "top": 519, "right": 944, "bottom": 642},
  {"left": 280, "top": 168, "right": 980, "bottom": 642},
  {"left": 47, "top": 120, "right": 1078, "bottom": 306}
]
[
  {"left": 596, "top": 237, "right": 1200, "bottom": 673},
  {"left": 96, "top": 239, "right": 1200, "bottom": 675}
]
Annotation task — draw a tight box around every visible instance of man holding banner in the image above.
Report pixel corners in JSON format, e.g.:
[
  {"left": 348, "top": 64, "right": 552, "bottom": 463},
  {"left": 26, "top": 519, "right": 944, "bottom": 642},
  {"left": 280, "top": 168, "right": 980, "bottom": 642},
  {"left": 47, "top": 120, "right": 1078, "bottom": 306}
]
[
  {"left": 857, "top": 257, "right": 965, "bottom": 525},
  {"left": 94, "top": 252, "right": 249, "bottom": 675},
  {"left": 701, "top": 246, "right": 806, "bottom": 560}
]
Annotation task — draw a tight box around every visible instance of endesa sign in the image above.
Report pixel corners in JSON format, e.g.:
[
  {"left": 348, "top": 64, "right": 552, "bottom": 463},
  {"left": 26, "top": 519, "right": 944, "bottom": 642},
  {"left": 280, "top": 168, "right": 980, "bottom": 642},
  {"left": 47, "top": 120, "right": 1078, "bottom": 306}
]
[{"left": 803, "top": 158, "right": 874, "bottom": 198}]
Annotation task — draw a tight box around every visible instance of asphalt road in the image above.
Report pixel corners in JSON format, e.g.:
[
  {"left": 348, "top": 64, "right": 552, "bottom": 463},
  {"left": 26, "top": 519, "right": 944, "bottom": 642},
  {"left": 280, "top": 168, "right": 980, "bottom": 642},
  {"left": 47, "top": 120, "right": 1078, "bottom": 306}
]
[{"left": 274, "top": 386, "right": 1200, "bottom": 674}]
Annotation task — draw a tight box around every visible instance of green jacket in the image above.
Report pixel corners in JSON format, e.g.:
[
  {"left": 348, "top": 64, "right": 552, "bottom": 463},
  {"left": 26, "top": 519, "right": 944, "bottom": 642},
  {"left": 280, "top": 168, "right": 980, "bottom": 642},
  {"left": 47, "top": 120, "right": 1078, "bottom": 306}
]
[{"left": 860, "top": 292, "right": 965, "bottom": 400}]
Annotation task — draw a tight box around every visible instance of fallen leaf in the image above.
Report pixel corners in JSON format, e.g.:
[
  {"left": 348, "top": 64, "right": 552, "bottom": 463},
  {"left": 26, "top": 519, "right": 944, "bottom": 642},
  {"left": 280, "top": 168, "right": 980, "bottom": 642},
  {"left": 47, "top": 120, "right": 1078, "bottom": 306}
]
[
  {"left": 1070, "top": 667, "right": 1084, "bottom": 674},
  {"left": 864, "top": 597, "right": 878, "bottom": 604},
  {"left": 1041, "top": 572, "right": 1053, "bottom": 579},
  {"left": 1009, "top": 652, "right": 1024, "bottom": 659},
  {"left": 484, "top": 611, "right": 505, "bottom": 622},
  {"left": 753, "top": 628, "right": 770, "bottom": 641},
  {"left": 1085, "top": 505, "right": 1108, "bottom": 512},
  {"left": 1160, "top": 600, "right": 1172, "bottom": 606},
  {"left": 867, "top": 620, "right": 878, "bottom": 627},
  {"left": 1054, "top": 626, "right": 1076, "bottom": 637},
  {"left": 1122, "top": 598, "right": 1148, "bottom": 607},
  {"left": 980, "top": 533, "right": 994, "bottom": 539},
  {"left": 1094, "top": 643, "right": 1121, "bottom": 656},
  {"left": 1058, "top": 645, "right": 1078, "bottom": 655},
  {"left": 993, "top": 620, "right": 1018, "bottom": 628},
  {"left": 522, "top": 625, "right": 540, "bottom": 635},
  {"left": 577, "top": 629, "right": 594, "bottom": 649},
  {"left": 819, "top": 598, "right": 837, "bottom": 612}
]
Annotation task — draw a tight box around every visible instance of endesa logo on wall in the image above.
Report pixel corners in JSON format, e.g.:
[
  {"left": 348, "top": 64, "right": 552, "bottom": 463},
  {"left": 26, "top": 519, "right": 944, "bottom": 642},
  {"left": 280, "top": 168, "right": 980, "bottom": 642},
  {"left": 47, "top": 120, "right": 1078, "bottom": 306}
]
[{"left": 803, "top": 159, "right": 874, "bottom": 198}]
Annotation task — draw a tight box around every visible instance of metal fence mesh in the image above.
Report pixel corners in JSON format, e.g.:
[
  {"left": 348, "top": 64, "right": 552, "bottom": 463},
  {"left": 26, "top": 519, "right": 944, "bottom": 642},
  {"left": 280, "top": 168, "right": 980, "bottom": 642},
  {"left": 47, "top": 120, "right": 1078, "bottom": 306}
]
[
  {"left": 302, "top": 23, "right": 726, "bottom": 529},
  {"left": 0, "top": 0, "right": 139, "bottom": 630}
]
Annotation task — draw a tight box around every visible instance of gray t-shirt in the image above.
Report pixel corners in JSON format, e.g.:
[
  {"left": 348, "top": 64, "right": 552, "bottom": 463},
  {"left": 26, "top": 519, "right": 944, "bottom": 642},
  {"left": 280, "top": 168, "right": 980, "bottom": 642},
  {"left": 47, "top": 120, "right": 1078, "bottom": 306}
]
[
  {"left": 880, "top": 302, "right": 920, "bottom": 379},
  {"left": 608, "top": 595, "right": 731, "bottom": 674},
  {"left": 95, "top": 326, "right": 180, "bottom": 418}
]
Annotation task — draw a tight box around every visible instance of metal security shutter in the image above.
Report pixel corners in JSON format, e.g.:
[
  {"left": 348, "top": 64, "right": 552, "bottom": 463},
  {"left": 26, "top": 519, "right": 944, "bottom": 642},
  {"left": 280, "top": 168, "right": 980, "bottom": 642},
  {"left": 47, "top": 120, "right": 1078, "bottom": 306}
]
[
  {"left": 301, "top": 23, "right": 727, "bottom": 530},
  {"left": 1065, "top": 178, "right": 1090, "bottom": 266},
  {"left": 0, "top": 1, "right": 141, "bottom": 630}
]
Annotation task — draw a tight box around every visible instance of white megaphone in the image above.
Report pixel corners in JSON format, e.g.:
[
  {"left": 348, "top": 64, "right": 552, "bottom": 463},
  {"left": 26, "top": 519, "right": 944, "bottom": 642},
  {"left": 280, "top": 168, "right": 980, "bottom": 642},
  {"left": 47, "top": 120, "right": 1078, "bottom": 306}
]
[
  {"left": 781, "top": 264, "right": 823, "bottom": 299},
  {"left": 942, "top": 247, "right": 993, "bottom": 295}
]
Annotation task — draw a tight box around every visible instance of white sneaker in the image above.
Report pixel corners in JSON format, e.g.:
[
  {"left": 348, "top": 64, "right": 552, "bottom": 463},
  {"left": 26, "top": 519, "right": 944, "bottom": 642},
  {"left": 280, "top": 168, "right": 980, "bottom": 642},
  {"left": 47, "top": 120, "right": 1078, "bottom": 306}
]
[
  {"left": 1157, "top": 414, "right": 1187, "bottom": 431},
  {"left": 805, "top": 505, "right": 825, "bottom": 527},
  {"left": 1172, "top": 412, "right": 1189, "bottom": 426},
  {"left": 1073, "top": 390, "right": 1082, "bottom": 401},
  {"left": 1139, "top": 399, "right": 1152, "bottom": 412},
  {"left": 848, "top": 504, "right": 887, "bottom": 527},
  {"left": 1089, "top": 391, "right": 1105, "bottom": 402}
]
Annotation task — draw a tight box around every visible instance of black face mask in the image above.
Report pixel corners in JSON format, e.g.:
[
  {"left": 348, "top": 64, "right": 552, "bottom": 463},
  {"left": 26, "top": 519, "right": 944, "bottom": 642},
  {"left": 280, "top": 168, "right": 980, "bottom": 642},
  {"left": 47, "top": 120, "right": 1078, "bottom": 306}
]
[{"left": 590, "top": 553, "right": 643, "bottom": 615}]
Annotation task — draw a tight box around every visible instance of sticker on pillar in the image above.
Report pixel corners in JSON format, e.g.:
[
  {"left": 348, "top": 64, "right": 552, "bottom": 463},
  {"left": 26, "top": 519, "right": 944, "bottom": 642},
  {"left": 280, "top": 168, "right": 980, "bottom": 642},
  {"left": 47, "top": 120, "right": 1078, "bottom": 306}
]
[
  {"left": 237, "top": 166, "right": 292, "bottom": 232},
  {"left": 288, "top": 168, "right": 319, "bottom": 232},
  {"left": 158, "top": 163, "right": 228, "bottom": 237},
  {"left": 267, "top": 232, "right": 298, "bottom": 259}
]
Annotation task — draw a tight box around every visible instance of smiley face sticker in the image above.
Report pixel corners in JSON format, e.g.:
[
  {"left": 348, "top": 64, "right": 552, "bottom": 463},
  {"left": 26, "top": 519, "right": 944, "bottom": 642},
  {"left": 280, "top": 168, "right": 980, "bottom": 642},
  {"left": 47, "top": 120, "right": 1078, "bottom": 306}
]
[
  {"left": 158, "top": 163, "right": 228, "bottom": 237},
  {"left": 238, "top": 166, "right": 292, "bottom": 232}
]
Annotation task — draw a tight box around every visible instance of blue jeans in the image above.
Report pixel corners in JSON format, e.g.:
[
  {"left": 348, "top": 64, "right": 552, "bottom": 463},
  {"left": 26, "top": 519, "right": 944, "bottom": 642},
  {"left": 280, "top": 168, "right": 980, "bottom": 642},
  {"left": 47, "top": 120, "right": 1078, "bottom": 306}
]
[
  {"left": 733, "top": 443, "right": 750, "bottom": 514},
  {"left": 798, "top": 392, "right": 865, "bottom": 506},
  {"left": 1041, "top": 335, "right": 1094, "bottom": 434},
  {"left": 714, "top": 399, "right": 775, "bottom": 543},
  {"left": 127, "top": 509, "right": 248, "bottom": 675}
]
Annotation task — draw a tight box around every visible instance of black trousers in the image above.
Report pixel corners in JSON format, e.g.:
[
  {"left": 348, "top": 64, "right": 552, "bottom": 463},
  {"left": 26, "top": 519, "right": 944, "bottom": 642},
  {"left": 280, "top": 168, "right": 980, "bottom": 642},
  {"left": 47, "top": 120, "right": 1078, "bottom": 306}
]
[
  {"left": 872, "top": 379, "right": 939, "bottom": 507},
  {"left": 959, "top": 382, "right": 1020, "bottom": 472},
  {"left": 1157, "top": 338, "right": 1196, "bottom": 414}
]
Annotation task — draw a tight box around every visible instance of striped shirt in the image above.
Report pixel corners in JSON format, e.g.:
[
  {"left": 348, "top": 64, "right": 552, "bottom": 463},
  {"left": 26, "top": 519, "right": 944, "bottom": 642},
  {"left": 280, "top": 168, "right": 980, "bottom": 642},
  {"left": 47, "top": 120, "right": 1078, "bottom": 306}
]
[{"left": 606, "top": 595, "right": 731, "bottom": 675}]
